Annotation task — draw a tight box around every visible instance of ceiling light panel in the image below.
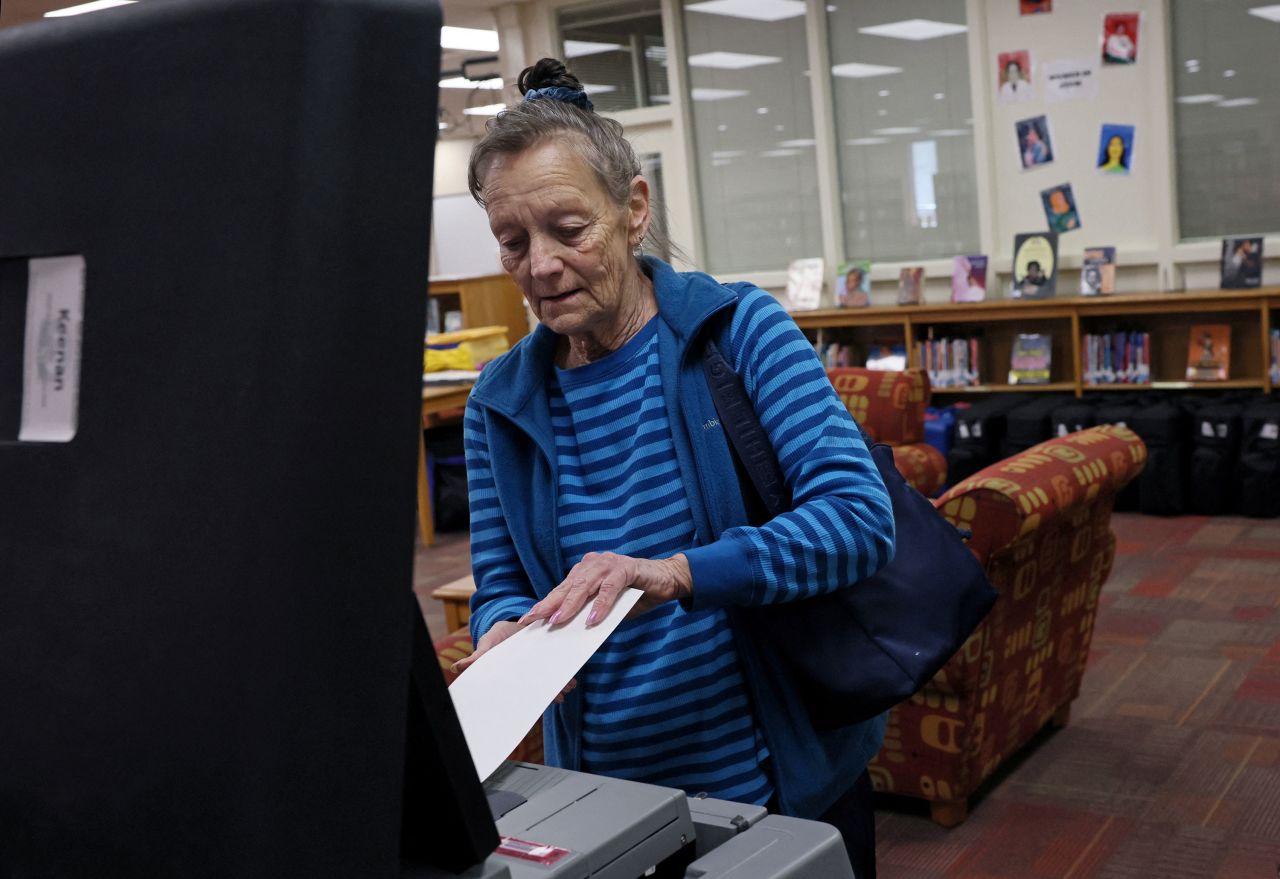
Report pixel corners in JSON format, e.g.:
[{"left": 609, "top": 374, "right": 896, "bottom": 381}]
[
  {"left": 857, "top": 19, "right": 967, "bottom": 40},
  {"left": 439, "top": 76, "right": 503, "bottom": 90},
  {"left": 1247, "top": 4, "right": 1280, "bottom": 22},
  {"left": 687, "top": 51, "right": 783, "bottom": 69},
  {"left": 564, "top": 40, "right": 625, "bottom": 58},
  {"left": 831, "top": 62, "right": 903, "bottom": 79},
  {"left": 44, "top": 0, "right": 135, "bottom": 16},
  {"left": 1217, "top": 97, "right": 1260, "bottom": 107},
  {"left": 441, "top": 26, "right": 499, "bottom": 52},
  {"left": 463, "top": 103, "right": 507, "bottom": 116},
  {"left": 1175, "top": 94, "right": 1224, "bottom": 104},
  {"left": 685, "top": 0, "right": 806, "bottom": 23}
]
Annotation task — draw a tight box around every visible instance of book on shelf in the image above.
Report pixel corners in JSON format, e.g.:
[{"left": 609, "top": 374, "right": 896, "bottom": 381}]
[
  {"left": 836, "top": 260, "right": 872, "bottom": 308},
  {"left": 1186, "top": 324, "right": 1231, "bottom": 381},
  {"left": 1220, "top": 237, "right": 1262, "bottom": 289},
  {"left": 917, "top": 330, "right": 982, "bottom": 388},
  {"left": 951, "top": 255, "right": 987, "bottom": 303},
  {"left": 897, "top": 266, "right": 924, "bottom": 305},
  {"left": 786, "top": 257, "right": 825, "bottom": 311},
  {"left": 1083, "top": 330, "right": 1149, "bottom": 384},
  {"left": 1080, "top": 246, "right": 1116, "bottom": 295},
  {"left": 1008, "top": 333, "right": 1052, "bottom": 384},
  {"left": 1271, "top": 328, "right": 1280, "bottom": 385},
  {"left": 813, "top": 340, "right": 856, "bottom": 369},
  {"left": 1010, "top": 232, "right": 1059, "bottom": 299}
]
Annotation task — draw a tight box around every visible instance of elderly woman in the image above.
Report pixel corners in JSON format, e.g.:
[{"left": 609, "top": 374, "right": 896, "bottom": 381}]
[{"left": 452, "top": 58, "right": 894, "bottom": 875}]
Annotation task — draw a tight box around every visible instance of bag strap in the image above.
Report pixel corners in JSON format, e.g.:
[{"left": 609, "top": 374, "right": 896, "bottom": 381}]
[{"left": 701, "top": 333, "right": 790, "bottom": 520}]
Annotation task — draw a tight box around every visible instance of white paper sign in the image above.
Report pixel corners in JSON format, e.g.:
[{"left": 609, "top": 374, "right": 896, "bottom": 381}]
[
  {"left": 448, "top": 589, "right": 643, "bottom": 783},
  {"left": 20, "top": 255, "right": 86, "bottom": 443},
  {"left": 1043, "top": 59, "right": 1099, "bottom": 103},
  {"left": 785, "top": 257, "right": 825, "bottom": 312}
]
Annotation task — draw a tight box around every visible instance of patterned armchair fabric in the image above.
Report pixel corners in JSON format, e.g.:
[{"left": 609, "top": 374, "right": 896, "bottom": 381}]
[
  {"left": 868, "top": 424, "right": 1147, "bottom": 827},
  {"left": 434, "top": 629, "right": 545, "bottom": 765},
  {"left": 827, "top": 367, "right": 946, "bottom": 496}
]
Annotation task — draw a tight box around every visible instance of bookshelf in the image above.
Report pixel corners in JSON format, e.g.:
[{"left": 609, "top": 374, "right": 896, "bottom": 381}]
[
  {"left": 428, "top": 274, "right": 530, "bottom": 348},
  {"left": 795, "top": 288, "right": 1280, "bottom": 396}
]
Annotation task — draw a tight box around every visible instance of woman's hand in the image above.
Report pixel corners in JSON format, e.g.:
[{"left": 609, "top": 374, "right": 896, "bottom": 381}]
[
  {"left": 450, "top": 619, "right": 579, "bottom": 703},
  {"left": 518, "top": 551, "right": 692, "bottom": 629}
]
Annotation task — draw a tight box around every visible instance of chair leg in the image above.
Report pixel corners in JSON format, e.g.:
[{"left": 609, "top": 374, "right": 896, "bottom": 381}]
[
  {"left": 930, "top": 799, "right": 968, "bottom": 828},
  {"left": 1052, "top": 703, "right": 1072, "bottom": 728}
]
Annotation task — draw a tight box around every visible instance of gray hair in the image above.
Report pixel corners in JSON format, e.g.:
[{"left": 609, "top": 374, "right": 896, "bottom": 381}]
[{"left": 467, "top": 62, "right": 678, "bottom": 260}]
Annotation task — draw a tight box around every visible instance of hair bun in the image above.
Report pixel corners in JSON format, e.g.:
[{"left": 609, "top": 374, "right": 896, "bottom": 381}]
[{"left": 517, "top": 58, "right": 583, "bottom": 96}]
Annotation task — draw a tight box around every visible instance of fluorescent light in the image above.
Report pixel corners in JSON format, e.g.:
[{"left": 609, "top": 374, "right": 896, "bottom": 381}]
[
  {"left": 878, "top": 89, "right": 891, "bottom": 97},
  {"left": 872, "top": 126, "right": 921, "bottom": 135},
  {"left": 777, "top": 138, "right": 816, "bottom": 147},
  {"left": 685, "top": 0, "right": 806, "bottom": 22},
  {"left": 831, "top": 62, "right": 903, "bottom": 79},
  {"left": 846, "top": 137, "right": 889, "bottom": 146},
  {"left": 564, "top": 40, "right": 624, "bottom": 58},
  {"left": 1218, "top": 97, "right": 1260, "bottom": 107},
  {"left": 441, "top": 26, "right": 499, "bottom": 52},
  {"left": 934, "top": 92, "right": 946, "bottom": 100},
  {"left": 712, "top": 150, "right": 746, "bottom": 159},
  {"left": 463, "top": 103, "right": 507, "bottom": 116},
  {"left": 1176, "top": 93, "right": 1224, "bottom": 104},
  {"left": 581, "top": 83, "right": 618, "bottom": 94},
  {"left": 44, "top": 0, "right": 134, "bottom": 16},
  {"left": 759, "top": 148, "right": 802, "bottom": 157},
  {"left": 1248, "top": 4, "right": 1280, "bottom": 22},
  {"left": 857, "top": 19, "right": 967, "bottom": 40},
  {"left": 687, "top": 51, "right": 782, "bottom": 70},
  {"left": 1223, "top": 69, "right": 1237, "bottom": 78},
  {"left": 658, "top": 87, "right": 750, "bottom": 102},
  {"left": 927, "top": 129, "right": 970, "bottom": 136},
  {"left": 756, "top": 107, "right": 769, "bottom": 114},
  {"left": 439, "top": 76, "right": 503, "bottom": 90}
]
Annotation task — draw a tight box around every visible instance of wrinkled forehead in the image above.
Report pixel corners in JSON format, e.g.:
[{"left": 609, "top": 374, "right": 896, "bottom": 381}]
[{"left": 481, "top": 140, "right": 615, "bottom": 221}]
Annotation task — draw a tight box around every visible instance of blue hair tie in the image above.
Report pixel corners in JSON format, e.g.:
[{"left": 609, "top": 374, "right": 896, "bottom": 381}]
[{"left": 523, "top": 85, "right": 594, "bottom": 112}]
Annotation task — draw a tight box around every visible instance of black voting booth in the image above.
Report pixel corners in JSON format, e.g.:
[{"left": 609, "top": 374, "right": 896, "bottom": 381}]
[{"left": 0, "top": 1, "right": 498, "bottom": 875}]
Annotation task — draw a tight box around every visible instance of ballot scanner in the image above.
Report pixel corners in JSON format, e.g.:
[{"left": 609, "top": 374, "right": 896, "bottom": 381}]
[{"left": 410, "top": 762, "right": 856, "bottom": 879}]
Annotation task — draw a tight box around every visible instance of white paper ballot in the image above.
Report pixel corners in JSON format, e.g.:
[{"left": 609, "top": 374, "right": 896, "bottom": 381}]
[{"left": 448, "top": 589, "right": 644, "bottom": 782}]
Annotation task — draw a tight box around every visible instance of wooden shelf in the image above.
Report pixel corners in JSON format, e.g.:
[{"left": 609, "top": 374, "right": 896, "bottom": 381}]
[
  {"left": 428, "top": 274, "right": 530, "bottom": 349},
  {"left": 799, "top": 287, "right": 1280, "bottom": 397},
  {"left": 934, "top": 382, "right": 1076, "bottom": 394}
]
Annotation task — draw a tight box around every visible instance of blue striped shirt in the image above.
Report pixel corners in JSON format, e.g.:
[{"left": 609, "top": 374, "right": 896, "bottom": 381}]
[{"left": 549, "top": 318, "right": 772, "bottom": 804}]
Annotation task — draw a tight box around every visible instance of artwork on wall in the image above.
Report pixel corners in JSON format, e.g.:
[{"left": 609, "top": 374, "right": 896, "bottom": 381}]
[
  {"left": 1016, "top": 115, "right": 1054, "bottom": 169},
  {"left": 1097, "top": 124, "right": 1136, "bottom": 175},
  {"left": 1020, "top": 0, "right": 1052, "bottom": 14},
  {"left": 997, "top": 50, "right": 1035, "bottom": 103},
  {"left": 1101, "top": 13, "right": 1140, "bottom": 65},
  {"left": 1041, "top": 183, "right": 1082, "bottom": 233}
]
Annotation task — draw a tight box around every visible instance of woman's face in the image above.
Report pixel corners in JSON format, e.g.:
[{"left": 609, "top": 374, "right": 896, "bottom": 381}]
[
  {"left": 482, "top": 139, "right": 649, "bottom": 339},
  {"left": 1006, "top": 62, "right": 1021, "bottom": 83},
  {"left": 1107, "top": 135, "right": 1125, "bottom": 163},
  {"left": 1050, "top": 190, "right": 1069, "bottom": 213}
]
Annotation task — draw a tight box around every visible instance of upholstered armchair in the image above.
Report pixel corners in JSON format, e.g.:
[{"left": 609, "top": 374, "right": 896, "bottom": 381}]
[
  {"left": 867, "top": 424, "right": 1147, "bottom": 827},
  {"left": 826, "top": 368, "right": 947, "bottom": 496}
]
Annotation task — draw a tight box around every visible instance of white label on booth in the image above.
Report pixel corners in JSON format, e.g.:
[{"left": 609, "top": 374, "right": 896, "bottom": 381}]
[{"left": 20, "top": 255, "right": 85, "bottom": 443}]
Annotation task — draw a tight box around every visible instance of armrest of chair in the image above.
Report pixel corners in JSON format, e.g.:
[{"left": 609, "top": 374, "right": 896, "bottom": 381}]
[{"left": 934, "top": 424, "right": 1146, "bottom": 565}]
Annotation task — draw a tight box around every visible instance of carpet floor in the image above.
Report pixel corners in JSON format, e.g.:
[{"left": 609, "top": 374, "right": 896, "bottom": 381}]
[{"left": 415, "top": 513, "right": 1280, "bottom": 877}]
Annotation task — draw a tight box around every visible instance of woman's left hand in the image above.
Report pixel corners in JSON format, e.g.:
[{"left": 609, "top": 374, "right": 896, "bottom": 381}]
[{"left": 518, "top": 552, "right": 692, "bottom": 629}]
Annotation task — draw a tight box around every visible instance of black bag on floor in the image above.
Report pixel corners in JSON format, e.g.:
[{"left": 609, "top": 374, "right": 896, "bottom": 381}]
[
  {"left": 1131, "top": 399, "right": 1190, "bottom": 516},
  {"left": 1095, "top": 396, "right": 1143, "bottom": 512},
  {"left": 1189, "top": 400, "right": 1245, "bottom": 515},
  {"left": 947, "top": 395, "right": 1029, "bottom": 484},
  {"left": 1051, "top": 398, "right": 1098, "bottom": 440},
  {"left": 1003, "top": 395, "right": 1075, "bottom": 456},
  {"left": 1236, "top": 400, "right": 1280, "bottom": 518},
  {"left": 424, "top": 425, "right": 470, "bottom": 532}
]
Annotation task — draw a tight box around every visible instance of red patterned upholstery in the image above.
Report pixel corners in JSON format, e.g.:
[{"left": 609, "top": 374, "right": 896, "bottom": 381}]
[
  {"left": 827, "top": 367, "right": 945, "bottom": 495},
  {"left": 868, "top": 424, "right": 1147, "bottom": 827},
  {"left": 434, "top": 628, "right": 545, "bottom": 765}
]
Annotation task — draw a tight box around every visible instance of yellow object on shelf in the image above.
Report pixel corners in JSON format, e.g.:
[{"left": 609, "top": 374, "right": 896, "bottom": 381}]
[{"left": 425, "top": 325, "right": 510, "bottom": 372}]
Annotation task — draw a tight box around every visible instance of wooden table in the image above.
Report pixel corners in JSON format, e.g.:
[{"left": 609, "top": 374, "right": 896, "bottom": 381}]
[
  {"left": 431, "top": 574, "right": 477, "bottom": 633},
  {"left": 419, "top": 383, "right": 473, "bottom": 546}
]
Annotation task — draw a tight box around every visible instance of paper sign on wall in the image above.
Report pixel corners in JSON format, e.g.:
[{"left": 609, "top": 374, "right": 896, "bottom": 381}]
[
  {"left": 20, "top": 255, "right": 85, "bottom": 443},
  {"left": 1043, "top": 59, "right": 1098, "bottom": 103}
]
